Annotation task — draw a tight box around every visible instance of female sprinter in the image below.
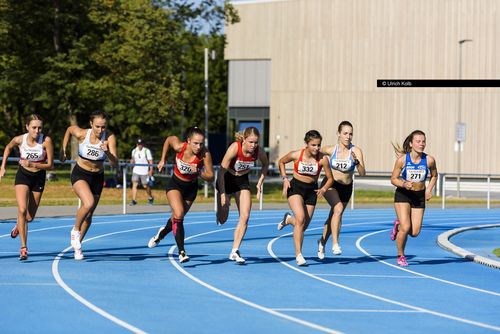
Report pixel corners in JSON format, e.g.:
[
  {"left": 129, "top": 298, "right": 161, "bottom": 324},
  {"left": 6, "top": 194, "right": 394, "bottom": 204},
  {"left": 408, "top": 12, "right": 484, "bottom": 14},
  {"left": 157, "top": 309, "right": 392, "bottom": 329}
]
[
  {"left": 147, "top": 127, "right": 214, "bottom": 263},
  {"left": 0, "top": 114, "right": 54, "bottom": 260},
  {"left": 216, "top": 127, "right": 269, "bottom": 264},
  {"left": 390, "top": 130, "right": 437, "bottom": 266},
  {"left": 317, "top": 121, "right": 365, "bottom": 259},
  {"left": 277, "top": 130, "right": 333, "bottom": 266},
  {"left": 61, "top": 111, "right": 118, "bottom": 260}
]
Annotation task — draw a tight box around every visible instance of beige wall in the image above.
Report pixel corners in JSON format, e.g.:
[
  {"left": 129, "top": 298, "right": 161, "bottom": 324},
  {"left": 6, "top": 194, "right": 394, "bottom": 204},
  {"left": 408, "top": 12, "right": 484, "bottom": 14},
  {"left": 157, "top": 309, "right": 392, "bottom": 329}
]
[{"left": 225, "top": 0, "right": 500, "bottom": 174}]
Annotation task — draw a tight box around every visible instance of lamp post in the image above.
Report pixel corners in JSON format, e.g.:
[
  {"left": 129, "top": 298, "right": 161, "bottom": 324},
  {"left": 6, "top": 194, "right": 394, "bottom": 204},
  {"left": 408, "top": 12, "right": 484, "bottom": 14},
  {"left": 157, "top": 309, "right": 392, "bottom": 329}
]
[
  {"left": 456, "top": 39, "right": 472, "bottom": 198},
  {"left": 204, "top": 48, "right": 216, "bottom": 197}
]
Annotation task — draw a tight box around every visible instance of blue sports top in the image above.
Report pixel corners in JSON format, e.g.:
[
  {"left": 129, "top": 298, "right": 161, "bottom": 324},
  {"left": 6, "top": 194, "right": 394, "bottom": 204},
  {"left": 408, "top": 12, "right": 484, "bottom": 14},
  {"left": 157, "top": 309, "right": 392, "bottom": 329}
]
[
  {"left": 401, "top": 152, "right": 428, "bottom": 182},
  {"left": 329, "top": 144, "right": 356, "bottom": 173}
]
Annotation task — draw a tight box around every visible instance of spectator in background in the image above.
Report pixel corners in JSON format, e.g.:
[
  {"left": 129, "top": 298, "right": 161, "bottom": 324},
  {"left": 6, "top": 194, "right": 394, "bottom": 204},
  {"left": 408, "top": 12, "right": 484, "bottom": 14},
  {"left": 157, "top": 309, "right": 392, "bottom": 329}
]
[{"left": 130, "top": 138, "right": 154, "bottom": 206}]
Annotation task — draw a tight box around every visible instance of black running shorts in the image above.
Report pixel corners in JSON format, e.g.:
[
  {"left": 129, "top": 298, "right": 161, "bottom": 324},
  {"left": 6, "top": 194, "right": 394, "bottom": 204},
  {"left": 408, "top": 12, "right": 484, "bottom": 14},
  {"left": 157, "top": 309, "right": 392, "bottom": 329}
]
[
  {"left": 15, "top": 166, "right": 46, "bottom": 192},
  {"left": 166, "top": 174, "right": 199, "bottom": 202},
  {"left": 70, "top": 163, "right": 104, "bottom": 196},
  {"left": 287, "top": 178, "right": 318, "bottom": 206}
]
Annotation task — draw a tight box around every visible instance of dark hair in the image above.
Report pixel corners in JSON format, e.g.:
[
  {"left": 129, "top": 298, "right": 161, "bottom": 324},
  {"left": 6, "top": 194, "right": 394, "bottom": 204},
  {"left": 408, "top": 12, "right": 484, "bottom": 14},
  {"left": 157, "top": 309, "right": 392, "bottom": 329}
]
[
  {"left": 337, "top": 121, "right": 353, "bottom": 133},
  {"left": 90, "top": 110, "right": 108, "bottom": 122},
  {"left": 235, "top": 126, "right": 260, "bottom": 142},
  {"left": 304, "top": 130, "right": 322, "bottom": 143},
  {"left": 25, "top": 114, "right": 43, "bottom": 126},
  {"left": 186, "top": 126, "right": 204, "bottom": 140},
  {"left": 393, "top": 130, "right": 426, "bottom": 155}
]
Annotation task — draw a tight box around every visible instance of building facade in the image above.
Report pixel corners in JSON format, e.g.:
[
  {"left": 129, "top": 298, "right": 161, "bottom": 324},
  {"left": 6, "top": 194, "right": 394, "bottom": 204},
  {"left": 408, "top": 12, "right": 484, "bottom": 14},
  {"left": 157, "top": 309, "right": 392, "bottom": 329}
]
[{"left": 226, "top": 0, "right": 500, "bottom": 174}]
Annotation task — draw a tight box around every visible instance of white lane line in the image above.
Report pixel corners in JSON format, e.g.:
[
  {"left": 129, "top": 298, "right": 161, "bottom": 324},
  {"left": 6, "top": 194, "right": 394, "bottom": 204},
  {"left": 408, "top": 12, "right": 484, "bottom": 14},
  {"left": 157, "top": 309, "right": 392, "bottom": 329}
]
[
  {"left": 167, "top": 223, "right": 344, "bottom": 334},
  {"left": 52, "top": 226, "right": 159, "bottom": 334},
  {"left": 315, "top": 274, "right": 425, "bottom": 279},
  {"left": 268, "top": 232, "right": 500, "bottom": 332},
  {"left": 355, "top": 229, "right": 500, "bottom": 297},
  {"left": 272, "top": 308, "right": 422, "bottom": 313}
]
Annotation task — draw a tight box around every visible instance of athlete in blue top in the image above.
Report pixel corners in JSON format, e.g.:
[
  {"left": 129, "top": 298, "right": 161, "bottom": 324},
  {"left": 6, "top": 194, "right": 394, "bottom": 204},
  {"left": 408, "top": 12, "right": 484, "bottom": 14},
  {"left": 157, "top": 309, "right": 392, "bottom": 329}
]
[
  {"left": 390, "top": 130, "right": 437, "bottom": 267},
  {"left": 317, "top": 121, "right": 365, "bottom": 259}
]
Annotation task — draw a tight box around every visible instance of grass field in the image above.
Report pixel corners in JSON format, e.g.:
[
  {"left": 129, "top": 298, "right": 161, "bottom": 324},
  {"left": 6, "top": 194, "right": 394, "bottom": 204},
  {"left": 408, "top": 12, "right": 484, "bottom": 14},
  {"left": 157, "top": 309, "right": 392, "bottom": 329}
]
[{"left": 494, "top": 248, "right": 500, "bottom": 258}]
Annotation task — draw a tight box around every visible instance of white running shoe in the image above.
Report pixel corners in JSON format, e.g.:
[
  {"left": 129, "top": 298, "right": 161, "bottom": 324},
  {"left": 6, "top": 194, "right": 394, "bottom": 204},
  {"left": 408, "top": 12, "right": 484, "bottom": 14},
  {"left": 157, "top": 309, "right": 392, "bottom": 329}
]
[
  {"left": 229, "top": 250, "right": 246, "bottom": 264},
  {"left": 332, "top": 244, "right": 342, "bottom": 255},
  {"left": 296, "top": 253, "right": 306, "bottom": 266},
  {"left": 179, "top": 251, "right": 190, "bottom": 263},
  {"left": 277, "top": 212, "right": 291, "bottom": 230},
  {"left": 317, "top": 239, "right": 325, "bottom": 260},
  {"left": 70, "top": 229, "right": 81, "bottom": 250},
  {"left": 74, "top": 248, "right": 84, "bottom": 261},
  {"left": 148, "top": 227, "right": 165, "bottom": 248}
]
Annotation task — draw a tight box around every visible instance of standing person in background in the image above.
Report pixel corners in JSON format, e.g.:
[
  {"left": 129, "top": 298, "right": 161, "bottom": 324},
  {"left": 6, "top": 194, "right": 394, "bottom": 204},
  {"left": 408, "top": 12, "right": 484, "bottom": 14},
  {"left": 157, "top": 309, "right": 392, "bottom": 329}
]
[
  {"left": 216, "top": 127, "right": 269, "bottom": 264},
  {"left": 277, "top": 130, "right": 333, "bottom": 266},
  {"left": 61, "top": 110, "right": 118, "bottom": 260},
  {"left": 390, "top": 130, "right": 437, "bottom": 267},
  {"left": 130, "top": 138, "right": 154, "bottom": 206},
  {"left": 0, "top": 114, "right": 54, "bottom": 260},
  {"left": 147, "top": 127, "right": 214, "bottom": 263},
  {"left": 317, "top": 121, "right": 366, "bottom": 259}
]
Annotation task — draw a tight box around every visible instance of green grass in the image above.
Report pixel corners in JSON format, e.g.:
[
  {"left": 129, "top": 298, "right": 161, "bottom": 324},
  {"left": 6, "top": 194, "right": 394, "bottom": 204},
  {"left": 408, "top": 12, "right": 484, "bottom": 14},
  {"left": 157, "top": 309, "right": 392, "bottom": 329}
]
[{"left": 493, "top": 248, "right": 500, "bottom": 258}]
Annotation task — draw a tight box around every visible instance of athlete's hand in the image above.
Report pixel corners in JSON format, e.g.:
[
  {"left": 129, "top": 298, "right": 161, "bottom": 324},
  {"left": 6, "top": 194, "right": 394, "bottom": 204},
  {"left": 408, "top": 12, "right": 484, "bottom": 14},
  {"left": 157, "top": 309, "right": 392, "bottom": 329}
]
[
  {"left": 19, "top": 159, "right": 31, "bottom": 168},
  {"left": 0, "top": 167, "right": 5, "bottom": 181},
  {"left": 220, "top": 194, "right": 227, "bottom": 206},
  {"left": 60, "top": 149, "right": 67, "bottom": 162},
  {"left": 425, "top": 189, "right": 433, "bottom": 201},
  {"left": 282, "top": 178, "right": 290, "bottom": 197},
  {"left": 315, "top": 187, "right": 326, "bottom": 199},
  {"left": 157, "top": 161, "right": 165, "bottom": 172},
  {"left": 256, "top": 182, "right": 263, "bottom": 200},
  {"left": 402, "top": 181, "right": 413, "bottom": 190},
  {"left": 101, "top": 141, "right": 109, "bottom": 152},
  {"left": 190, "top": 163, "right": 198, "bottom": 173}
]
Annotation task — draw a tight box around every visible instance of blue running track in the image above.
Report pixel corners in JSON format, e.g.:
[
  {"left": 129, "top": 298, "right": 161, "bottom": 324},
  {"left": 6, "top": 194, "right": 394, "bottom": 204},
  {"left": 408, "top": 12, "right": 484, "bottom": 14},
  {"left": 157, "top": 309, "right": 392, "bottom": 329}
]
[{"left": 1, "top": 208, "right": 499, "bottom": 333}]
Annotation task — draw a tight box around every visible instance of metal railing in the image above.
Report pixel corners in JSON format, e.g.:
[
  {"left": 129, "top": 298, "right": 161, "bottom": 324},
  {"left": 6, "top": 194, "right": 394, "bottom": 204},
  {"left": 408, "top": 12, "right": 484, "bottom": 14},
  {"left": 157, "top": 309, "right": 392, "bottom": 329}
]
[{"left": 2, "top": 157, "right": 500, "bottom": 213}]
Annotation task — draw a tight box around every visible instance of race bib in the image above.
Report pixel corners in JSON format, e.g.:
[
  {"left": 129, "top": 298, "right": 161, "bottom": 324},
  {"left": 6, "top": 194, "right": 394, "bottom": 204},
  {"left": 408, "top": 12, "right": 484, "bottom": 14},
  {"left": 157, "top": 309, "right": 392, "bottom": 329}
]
[
  {"left": 331, "top": 158, "right": 353, "bottom": 172},
  {"left": 176, "top": 158, "right": 198, "bottom": 175},
  {"left": 297, "top": 161, "right": 319, "bottom": 175},
  {"left": 406, "top": 169, "right": 427, "bottom": 182},
  {"left": 233, "top": 159, "right": 254, "bottom": 172},
  {"left": 81, "top": 143, "right": 105, "bottom": 161}
]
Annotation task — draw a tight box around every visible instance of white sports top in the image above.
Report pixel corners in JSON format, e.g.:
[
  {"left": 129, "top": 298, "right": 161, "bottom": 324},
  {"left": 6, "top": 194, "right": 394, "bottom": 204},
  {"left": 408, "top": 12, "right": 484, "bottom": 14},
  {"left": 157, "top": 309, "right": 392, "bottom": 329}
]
[
  {"left": 20, "top": 133, "right": 46, "bottom": 162},
  {"left": 78, "top": 129, "right": 106, "bottom": 161}
]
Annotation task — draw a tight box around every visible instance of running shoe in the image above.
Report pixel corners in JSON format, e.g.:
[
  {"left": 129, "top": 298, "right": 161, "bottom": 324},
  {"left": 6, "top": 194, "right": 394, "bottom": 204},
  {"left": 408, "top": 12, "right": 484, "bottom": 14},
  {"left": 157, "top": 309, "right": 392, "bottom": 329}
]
[
  {"left": 397, "top": 255, "right": 408, "bottom": 267},
  {"left": 390, "top": 219, "right": 400, "bottom": 241},
  {"left": 148, "top": 197, "right": 154, "bottom": 205},
  {"left": 19, "top": 247, "right": 28, "bottom": 261},
  {"left": 296, "top": 253, "right": 306, "bottom": 266},
  {"left": 277, "top": 212, "right": 291, "bottom": 230},
  {"left": 179, "top": 251, "right": 190, "bottom": 263},
  {"left": 148, "top": 227, "right": 165, "bottom": 248},
  {"left": 317, "top": 239, "right": 325, "bottom": 260},
  {"left": 10, "top": 224, "right": 19, "bottom": 238},
  {"left": 129, "top": 200, "right": 137, "bottom": 206},
  {"left": 74, "top": 248, "right": 84, "bottom": 261},
  {"left": 229, "top": 250, "right": 245, "bottom": 264},
  {"left": 70, "top": 229, "right": 81, "bottom": 250},
  {"left": 332, "top": 244, "right": 342, "bottom": 256}
]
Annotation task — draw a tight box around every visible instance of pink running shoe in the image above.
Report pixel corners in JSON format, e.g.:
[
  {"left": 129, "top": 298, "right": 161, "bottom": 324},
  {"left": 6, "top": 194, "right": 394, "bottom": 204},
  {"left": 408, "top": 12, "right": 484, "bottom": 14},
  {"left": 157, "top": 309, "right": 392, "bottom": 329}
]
[
  {"left": 390, "top": 219, "right": 400, "bottom": 241},
  {"left": 10, "top": 224, "right": 19, "bottom": 238},
  {"left": 397, "top": 255, "right": 408, "bottom": 267}
]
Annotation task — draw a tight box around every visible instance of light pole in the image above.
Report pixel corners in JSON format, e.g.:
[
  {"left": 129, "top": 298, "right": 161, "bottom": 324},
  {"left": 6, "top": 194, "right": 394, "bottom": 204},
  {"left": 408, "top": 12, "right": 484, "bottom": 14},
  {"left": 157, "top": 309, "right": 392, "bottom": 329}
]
[
  {"left": 456, "top": 39, "right": 472, "bottom": 197},
  {"left": 204, "top": 48, "right": 215, "bottom": 197}
]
